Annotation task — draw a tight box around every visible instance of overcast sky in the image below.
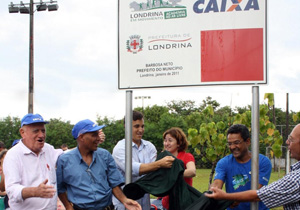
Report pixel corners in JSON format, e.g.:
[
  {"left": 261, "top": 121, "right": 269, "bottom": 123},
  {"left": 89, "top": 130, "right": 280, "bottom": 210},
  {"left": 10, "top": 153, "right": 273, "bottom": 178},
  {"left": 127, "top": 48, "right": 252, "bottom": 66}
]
[{"left": 0, "top": 0, "right": 299, "bottom": 124}]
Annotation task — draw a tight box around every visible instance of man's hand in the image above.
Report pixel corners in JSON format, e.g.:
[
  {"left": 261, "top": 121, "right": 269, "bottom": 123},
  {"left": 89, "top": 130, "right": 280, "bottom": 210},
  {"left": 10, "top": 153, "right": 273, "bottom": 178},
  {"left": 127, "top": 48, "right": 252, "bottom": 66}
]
[
  {"left": 98, "top": 130, "right": 106, "bottom": 144},
  {"left": 158, "top": 156, "right": 175, "bottom": 168},
  {"left": 204, "top": 187, "right": 226, "bottom": 200},
  {"left": 36, "top": 179, "right": 56, "bottom": 198},
  {"left": 123, "top": 198, "right": 142, "bottom": 210},
  {"left": 112, "top": 186, "right": 141, "bottom": 210}
]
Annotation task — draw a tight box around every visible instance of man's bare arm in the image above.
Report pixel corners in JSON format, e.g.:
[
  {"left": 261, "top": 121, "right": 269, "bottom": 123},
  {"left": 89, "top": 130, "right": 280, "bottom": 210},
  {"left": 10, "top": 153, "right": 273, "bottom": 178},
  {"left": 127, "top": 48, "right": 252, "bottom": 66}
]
[
  {"left": 58, "top": 192, "right": 74, "bottom": 210},
  {"left": 205, "top": 187, "right": 260, "bottom": 202},
  {"left": 210, "top": 179, "right": 224, "bottom": 189}
]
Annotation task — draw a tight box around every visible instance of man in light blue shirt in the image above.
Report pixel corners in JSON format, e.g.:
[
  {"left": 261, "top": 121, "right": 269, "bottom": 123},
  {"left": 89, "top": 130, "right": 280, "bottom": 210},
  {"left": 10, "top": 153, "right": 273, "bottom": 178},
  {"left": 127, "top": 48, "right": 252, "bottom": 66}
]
[
  {"left": 56, "top": 119, "right": 141, "bottom": 210},
  {"left": 112, "top": 111, "right": 175, "bottom": 210}
]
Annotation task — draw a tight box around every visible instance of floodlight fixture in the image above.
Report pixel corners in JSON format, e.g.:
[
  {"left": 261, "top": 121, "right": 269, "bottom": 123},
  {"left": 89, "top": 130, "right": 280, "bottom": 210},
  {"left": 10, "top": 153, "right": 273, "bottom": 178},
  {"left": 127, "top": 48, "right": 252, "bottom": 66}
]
[
  {"left": 47, "top": 4, "right": 58, "bottom": 11},
  {"left": 9, "top": 5, "right": 20, "bottom": 13},
  {"left": 36, "top": 4, "right": 47, "bottom": 11},
  {"left": 8, "top": 0, "right": 59, "bottom": 113},
  {"left": 19, "top": 6, "right": 30, "bottom": 14}
]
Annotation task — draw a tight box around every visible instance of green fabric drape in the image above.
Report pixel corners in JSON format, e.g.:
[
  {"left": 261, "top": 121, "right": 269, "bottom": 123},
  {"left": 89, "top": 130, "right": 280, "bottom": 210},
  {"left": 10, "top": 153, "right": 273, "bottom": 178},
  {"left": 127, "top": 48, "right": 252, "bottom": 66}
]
[{"left": 123, "top": 151, "right": 232, "bottom": 210}]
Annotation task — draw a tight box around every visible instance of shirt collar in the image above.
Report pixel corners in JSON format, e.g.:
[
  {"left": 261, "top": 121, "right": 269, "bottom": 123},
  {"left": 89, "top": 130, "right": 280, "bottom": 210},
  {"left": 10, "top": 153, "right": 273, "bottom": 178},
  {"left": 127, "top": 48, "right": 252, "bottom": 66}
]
[
  {"left": 19, "top": 139, "right": 45, "bottom": 156},
  {"left": 290, "top": 161, "right": 300, "bottom": 171},
  {"left": 74, "top": 147, "right": 96, "bottom": 165},
  {"left": 132, "top": 139, "right": 146, "bottom": 148}
]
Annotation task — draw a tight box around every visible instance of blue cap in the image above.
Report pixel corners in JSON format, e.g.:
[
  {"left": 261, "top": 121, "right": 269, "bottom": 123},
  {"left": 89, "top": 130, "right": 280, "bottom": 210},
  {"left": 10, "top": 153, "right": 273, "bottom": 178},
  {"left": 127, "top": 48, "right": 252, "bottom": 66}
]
[
  {"left": 72, "top": 119, "right": 106, "bottom": 139},
  {"left": 21, "top": 113, "right": 49, "bottom": 127},
  {"left": 12, "top": 139, "right": 20, "bottom": 146}
]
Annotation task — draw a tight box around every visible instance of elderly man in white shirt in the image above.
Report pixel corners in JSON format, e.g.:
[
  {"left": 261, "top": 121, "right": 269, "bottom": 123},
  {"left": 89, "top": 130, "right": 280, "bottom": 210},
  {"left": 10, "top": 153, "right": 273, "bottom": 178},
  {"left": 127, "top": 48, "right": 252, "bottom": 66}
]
[{"left": 3, "top": 113, "right": 63, "bottom": 210}]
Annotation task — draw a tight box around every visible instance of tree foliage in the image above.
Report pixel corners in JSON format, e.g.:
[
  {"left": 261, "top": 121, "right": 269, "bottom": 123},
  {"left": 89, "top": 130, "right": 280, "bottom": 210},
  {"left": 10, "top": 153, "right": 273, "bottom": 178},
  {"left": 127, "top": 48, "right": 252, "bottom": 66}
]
[
  {"left": 96, "top": 116, "right": 124, "bottom": 153},
  {"left": 0, "top": 116, "right": 21, "bottom": 148},
  {"left": 166, "top": 100, "right": 200, "bottom": 116},
  {"left": 292, "top": 111, "right": 300, "bottom": 123},
  {"left": 0, "top": 96, "right": 295, "bottom": 166},
  {"left": 186, "top": 95, "right": 284, "bottom": 187},
  {"left": 45, "top": 118, "right": 75, "bottom": 149}
]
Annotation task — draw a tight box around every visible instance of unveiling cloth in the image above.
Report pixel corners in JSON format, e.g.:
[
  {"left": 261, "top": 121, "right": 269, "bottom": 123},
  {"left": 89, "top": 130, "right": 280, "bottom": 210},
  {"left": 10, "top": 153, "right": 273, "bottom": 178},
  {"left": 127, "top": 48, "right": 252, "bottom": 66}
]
[{"left": 123, "top": 151, "right": 232, "bottom": 210}]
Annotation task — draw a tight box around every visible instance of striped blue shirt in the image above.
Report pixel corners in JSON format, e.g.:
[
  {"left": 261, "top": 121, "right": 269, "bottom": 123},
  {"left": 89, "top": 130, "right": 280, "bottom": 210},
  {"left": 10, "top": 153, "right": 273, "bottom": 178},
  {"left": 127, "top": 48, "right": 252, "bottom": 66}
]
[{"left": 257, "top": 161, "right": 300, "bottom": 210}]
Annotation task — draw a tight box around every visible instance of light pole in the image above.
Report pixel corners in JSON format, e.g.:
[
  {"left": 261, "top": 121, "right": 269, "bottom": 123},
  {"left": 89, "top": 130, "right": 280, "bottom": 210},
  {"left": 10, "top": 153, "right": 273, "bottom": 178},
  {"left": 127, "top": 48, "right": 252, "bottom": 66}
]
[
  {"left": 8, "top": 0, "right": 58, "bottom": 113},
  {"left": 134, "top": 96, "right": 151, "bottom": 110}
]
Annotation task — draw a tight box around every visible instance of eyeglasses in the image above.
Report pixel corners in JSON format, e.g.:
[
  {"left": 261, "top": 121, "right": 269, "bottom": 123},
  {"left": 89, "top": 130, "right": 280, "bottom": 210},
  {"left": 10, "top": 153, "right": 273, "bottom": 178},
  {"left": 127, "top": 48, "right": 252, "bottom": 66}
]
[
  {"left": 227, "top": 140, "right": 243, "bottom": 147},
  {"left": 287, "top": 135, "right": 299, "bottom": 143}
]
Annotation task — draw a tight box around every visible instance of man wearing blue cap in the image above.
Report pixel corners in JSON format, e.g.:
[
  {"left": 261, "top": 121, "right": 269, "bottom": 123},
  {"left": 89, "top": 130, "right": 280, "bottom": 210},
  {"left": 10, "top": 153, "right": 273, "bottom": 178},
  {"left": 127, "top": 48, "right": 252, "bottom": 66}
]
[
  {"left": 3, "top": 113, "right": 64, "bottom": 210},
  {"left": 56, "top": 119, "right": 141, "bottom": 210}
]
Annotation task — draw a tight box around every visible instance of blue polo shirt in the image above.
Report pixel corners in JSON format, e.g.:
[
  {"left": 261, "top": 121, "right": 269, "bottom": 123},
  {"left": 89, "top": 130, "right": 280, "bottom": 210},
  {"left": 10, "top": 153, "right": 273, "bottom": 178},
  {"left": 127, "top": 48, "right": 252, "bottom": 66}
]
[{"left": 57, "top": 147, "right": 124, "bottom": 210}]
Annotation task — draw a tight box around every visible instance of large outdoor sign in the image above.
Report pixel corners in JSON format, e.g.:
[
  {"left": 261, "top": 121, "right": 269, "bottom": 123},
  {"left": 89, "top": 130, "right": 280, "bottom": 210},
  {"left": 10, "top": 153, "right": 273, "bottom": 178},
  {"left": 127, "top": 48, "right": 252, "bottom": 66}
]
[{"left": 118, "top": 0, "right": 267, "bottom": 89}]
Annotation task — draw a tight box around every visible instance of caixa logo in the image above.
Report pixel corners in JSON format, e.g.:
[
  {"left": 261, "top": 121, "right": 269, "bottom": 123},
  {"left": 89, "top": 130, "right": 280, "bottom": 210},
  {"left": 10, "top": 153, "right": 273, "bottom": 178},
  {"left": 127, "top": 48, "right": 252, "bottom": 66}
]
[{"left": 193, "top": 0, "right": 259, "bottom": 13}]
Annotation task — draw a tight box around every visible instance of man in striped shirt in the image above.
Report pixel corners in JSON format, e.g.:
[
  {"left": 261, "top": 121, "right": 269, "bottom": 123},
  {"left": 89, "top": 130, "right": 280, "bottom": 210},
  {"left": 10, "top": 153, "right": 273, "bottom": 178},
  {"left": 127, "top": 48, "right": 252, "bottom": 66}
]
[{"left": 205, "top": 123, "right": 300, "bottom": 210}]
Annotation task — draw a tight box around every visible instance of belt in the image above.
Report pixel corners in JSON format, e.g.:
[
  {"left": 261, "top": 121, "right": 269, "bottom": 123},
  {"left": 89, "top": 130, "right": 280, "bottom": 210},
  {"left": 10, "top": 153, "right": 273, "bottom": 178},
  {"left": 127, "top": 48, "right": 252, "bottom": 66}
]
[{"left": 72, "top": 203, "right": 114, "bottom": 210}]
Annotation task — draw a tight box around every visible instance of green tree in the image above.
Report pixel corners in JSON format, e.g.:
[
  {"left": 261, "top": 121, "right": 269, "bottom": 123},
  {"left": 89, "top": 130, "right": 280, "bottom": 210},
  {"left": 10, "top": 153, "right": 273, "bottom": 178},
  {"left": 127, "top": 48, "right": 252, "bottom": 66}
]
[
  {"left": 188, "top": 105, "right": 228, "bottom": 188},
  {"left": 199, "top": 96, "right": 220, "bottom": 111},
  {"left": 166, "top": 100, "right": 200, "bottom": 116},
  {"left": 137, "top": 105, "right": 169, "bottom": 123},
  {"left": 233, "top": 104, "right": 283, "bottom": 158},
  {"left": 185, "top": 111, "right": 205, "bottom": 130},
  {"left": 235, "top": 105, "right": 251, "bottom": 114},
  {"left": 293, "top": 112, "right": 300, "bottom": 123},
  {"left": 45, "top": 118, "right": 74, "bottom": 149},
  {"left": 188, "top": 100, "right": 283, "bottom": 189},
  {"left": 213, "top": 106, "right": 233, "bottom": 127},
  {"left": 96, "top": 116, "right": 124, "bottom": 153},
  {"left": 0, "top": 116, "right": 21, "bottom": 148}
]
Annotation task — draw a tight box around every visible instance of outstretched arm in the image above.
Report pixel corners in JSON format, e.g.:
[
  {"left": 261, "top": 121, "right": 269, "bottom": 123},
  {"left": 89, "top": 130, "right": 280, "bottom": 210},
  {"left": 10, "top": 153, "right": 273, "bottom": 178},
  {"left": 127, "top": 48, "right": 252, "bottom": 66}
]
[
  {"left": 112, "top": 186, "right": 141, "bottom": 210},
  {"left": 205, "top": 187, "right": 260, "bottom": 202}
]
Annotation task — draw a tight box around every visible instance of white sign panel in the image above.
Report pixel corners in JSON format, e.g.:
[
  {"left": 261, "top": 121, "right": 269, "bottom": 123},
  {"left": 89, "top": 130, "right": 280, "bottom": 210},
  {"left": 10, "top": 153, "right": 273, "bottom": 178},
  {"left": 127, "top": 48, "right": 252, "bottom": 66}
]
[{"left": 118, "top": 0, "right": 267, "bottom": 89}]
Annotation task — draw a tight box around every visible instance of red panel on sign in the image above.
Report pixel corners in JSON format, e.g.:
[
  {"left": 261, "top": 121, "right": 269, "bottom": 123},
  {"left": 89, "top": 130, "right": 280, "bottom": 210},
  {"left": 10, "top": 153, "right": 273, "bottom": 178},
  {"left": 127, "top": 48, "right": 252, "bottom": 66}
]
[{"left": 201, "top": 28, "right": 263, "bottom": 82}]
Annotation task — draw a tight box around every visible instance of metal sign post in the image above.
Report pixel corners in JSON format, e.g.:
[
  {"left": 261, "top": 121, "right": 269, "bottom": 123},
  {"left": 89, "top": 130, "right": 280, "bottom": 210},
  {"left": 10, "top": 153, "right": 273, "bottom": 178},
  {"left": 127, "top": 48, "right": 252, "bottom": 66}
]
[
  {"left": 125, "top": 90, "right": 133, "bottom": 184},
  {"left": 251, "top": 86, "right": 259, "bottom": 210}
]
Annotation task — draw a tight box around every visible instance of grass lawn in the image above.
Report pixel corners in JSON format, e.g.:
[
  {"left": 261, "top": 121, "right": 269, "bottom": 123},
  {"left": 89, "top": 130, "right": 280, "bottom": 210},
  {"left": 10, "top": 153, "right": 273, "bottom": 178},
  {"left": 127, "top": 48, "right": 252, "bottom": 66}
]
[{"left": 192, "top": 169, "right": 285, "bottom": 210}]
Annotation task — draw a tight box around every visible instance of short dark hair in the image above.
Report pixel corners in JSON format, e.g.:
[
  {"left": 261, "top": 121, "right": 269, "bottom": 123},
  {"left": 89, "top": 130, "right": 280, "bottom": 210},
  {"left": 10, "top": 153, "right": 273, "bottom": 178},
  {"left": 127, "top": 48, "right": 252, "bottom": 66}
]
[
  {"left": 227, "top": 124, "right": 250, "bottom": 141},
  {"left": 124, "top": 110, "right": 144, "bottom": 124},
  {"left": 163, "top": 127, "right": 188, "bottom": 152},
  {"left": 133, "top": 111, "right": 143, "bottom": 121}
]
